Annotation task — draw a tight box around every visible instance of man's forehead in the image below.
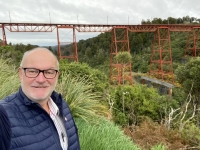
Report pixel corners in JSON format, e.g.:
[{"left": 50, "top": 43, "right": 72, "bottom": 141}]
[
  {"left": 26, "top": 50, "right": 55, "bottom": 59},
  {"left": 20, "top": 48, "right": 59, "bottom": 69},
  {"left": 27, "top": 49, "right": 53, "bottom": 56}
]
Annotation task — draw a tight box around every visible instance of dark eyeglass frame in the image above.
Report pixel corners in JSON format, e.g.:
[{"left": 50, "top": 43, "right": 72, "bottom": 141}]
[{"left": 21, "top": 67, "right": 59, "bottom": 79}]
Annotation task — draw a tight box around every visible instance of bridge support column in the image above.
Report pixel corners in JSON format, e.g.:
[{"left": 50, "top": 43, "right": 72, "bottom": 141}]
[
  {"left": 184, "top": 27, "right": 200, "bottom": 57},
  {"left": 56, "top": 26, "right": 78, "bottom": 61},
  {"left": 148, "top": 27, "right": 174, "bottom": 84},
  {"left": 56, "top": 26, "right": 61, "bottom": 59},
  {"left": 110, "top": 27, "right": 133, "bottom": 85},
  {"left": 0, "top": 24, "right": 7, "bottom": 46},
  {"left": 168, "top": 88, "right": 172, "bottom": 97}
]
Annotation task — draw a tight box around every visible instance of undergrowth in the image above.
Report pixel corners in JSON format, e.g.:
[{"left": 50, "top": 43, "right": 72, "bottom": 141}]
[
  {"left": 75, "top": 117, "right": 140, "bottom": 150},
  {"left": 124, "top": 118, "right": 187, "bottom": 150}
]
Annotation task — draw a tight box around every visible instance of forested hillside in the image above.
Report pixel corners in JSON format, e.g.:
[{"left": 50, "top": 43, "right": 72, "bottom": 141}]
[{"left": 68, "top": 15, "right": 198, "bottom": 75}]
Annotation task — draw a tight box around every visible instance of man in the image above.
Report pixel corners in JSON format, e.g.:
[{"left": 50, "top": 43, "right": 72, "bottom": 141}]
[{"left": 0, "top": 47, "right": 80, "bottom": 150}]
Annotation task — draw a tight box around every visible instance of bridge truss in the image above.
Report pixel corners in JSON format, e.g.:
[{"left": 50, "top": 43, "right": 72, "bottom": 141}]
[{"left": 1, "top": 23, "right": 200, "bottom": 84}]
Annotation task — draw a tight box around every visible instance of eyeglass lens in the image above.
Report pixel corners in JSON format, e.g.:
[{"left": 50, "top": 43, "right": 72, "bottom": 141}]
[{"left": 24, "top": 68, "right": 57, "bottom": 79}]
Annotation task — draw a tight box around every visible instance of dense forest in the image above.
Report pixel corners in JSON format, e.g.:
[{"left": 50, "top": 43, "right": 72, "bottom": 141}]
[
  {"left": 142, "top": 16, "right": 200, "bottom": 24},
  {"left": 1, "top": 15, "right": 200, "bottom": 149}
]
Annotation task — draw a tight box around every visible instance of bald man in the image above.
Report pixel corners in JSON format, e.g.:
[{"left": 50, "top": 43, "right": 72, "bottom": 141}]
[{"left": 0, "top": 47, "right": 80, "bottom": 150}]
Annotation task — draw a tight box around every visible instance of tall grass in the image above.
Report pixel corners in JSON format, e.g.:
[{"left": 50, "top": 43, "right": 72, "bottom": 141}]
[
  {"left": 56, "top": 72, "right": 110, "bottom": 123},
  {"left": 0, "top": 59, "right": 20, "bottom": 99},
  {"left": 76, "top": 117, "right": 141, "bottom": 150}
]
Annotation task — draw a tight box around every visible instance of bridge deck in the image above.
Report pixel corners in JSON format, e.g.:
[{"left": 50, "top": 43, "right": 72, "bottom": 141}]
[
  {"left": 141, "top": 76, "right": 174, "bottom": 88},
  {"left": 0, "top": 23, "right": 200, "bottom": 32}
]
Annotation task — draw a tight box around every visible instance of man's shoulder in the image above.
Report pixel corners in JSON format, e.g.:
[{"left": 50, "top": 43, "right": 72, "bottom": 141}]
[
  {"left": 0, "top": 104, "right": 7, "bottom": 116},
  {"left": 0, "top": 105, "right": 10, "bottom": 124},
  {"left": 0, "top": 104, "right": 11, "bottom": 150},
  {"left": 62, "top": 99, "right": 70, "bottom": 111},
  {"left": 0, "top": 93, "right": 19, "bottom": 124},
  {"left": 0, "top": 93, "right": 19, "bottom": 111}
]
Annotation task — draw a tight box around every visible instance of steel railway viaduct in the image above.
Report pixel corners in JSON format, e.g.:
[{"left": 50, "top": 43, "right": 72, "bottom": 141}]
[{"left": 1, "top": 22, "right": 200, "bottom": 91}]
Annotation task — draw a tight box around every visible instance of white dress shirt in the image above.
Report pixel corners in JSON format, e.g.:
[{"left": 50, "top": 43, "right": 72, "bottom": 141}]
[{"left": 48, "top": 98, "right": 68, "bottom": 150}]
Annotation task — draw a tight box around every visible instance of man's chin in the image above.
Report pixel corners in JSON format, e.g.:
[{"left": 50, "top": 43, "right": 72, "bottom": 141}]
[{"left": 30, "top": 95, "right": 49, "bottom": 103}]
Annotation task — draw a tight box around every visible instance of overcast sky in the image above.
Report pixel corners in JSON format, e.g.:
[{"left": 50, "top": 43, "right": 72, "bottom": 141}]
[{"left": 0, "top": 0, "right": 200, "bottom": 46}]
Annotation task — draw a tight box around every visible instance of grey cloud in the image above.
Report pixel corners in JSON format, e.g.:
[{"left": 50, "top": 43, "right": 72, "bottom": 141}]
[{"left": 0, "top": 0, "right": 200, "bottom": 46}]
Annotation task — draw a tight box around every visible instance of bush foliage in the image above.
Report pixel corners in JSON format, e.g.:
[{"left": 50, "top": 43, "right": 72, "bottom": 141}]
[
  {"left": 59, "top": 61, "right": 109, "bottom": 95},
  {"left": 112, "top": 84, "right": 168, "bottom": 125}
]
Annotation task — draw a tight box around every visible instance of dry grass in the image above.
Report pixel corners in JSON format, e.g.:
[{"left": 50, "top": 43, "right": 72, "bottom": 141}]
[{"left": 124, "top": 119, "right": 188, "bottom": 150}]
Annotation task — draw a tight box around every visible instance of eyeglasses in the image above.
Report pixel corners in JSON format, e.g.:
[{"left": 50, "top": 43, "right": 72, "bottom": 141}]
[{"left": 21, "top": 68, "right": 58, "bottom": 79}]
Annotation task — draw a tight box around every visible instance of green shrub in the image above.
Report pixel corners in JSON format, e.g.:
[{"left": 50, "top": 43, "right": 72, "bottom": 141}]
[
  {"left": 114, "top": 111, "right": 128, "bottom": 125},
  {"left": 181, "top": 123, "right": 200, "bottom": 149},
  {"left": 112, "top": 84, "right": 167, "bottom": 125},
  {"left": 0, "top": 45, "right": 23, "bottom": 66},
  {"left": 59, "top": 61, "right": 109, "bottom": 95}
]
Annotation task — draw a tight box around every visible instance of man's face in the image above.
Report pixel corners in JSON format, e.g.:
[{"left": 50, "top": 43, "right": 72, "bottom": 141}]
[{"left": 19, "top": 49, "right": 59, "bottom": 103}]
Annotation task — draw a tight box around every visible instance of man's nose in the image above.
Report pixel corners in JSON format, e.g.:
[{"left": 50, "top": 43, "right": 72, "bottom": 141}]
[{"left": 35, "top": 72, "right": 46, "bottom": 82}]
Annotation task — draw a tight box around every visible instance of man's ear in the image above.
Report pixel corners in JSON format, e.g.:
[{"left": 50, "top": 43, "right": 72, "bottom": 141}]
[
  {"left": 18, "top": 67, "right": 23, "bottom": 81},
  {"left": 56, "top": 71, "right": 60, "bottom": 79},
  {"left": 57, "top": 71, "right": 60, "bottom": 76}
]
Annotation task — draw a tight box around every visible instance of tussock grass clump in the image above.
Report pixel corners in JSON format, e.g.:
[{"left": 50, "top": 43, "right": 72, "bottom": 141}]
[
  {"left": 76, "top": 117, "right": 140, "bottom": 150},
  {"left": 0, "top": 59, "right": 19, "bottom": 99},
  {"left": 56, "top": 72, "right": 110, "bottom": 123}
]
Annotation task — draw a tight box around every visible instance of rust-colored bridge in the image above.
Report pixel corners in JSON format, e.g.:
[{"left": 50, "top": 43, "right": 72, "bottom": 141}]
[{"left": 1, "top": 22, "right": 200, "bottom": 85}]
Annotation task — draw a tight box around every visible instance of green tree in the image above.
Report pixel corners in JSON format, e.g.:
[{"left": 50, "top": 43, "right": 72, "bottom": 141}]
[
  {"left": 168, "top": 17, "right": 177, "bottom": 24},
  {"left": 113, "top": 84, "right": 167, "bottom": 125},
  {"left": 114, "top": 51, "right": 132, "bottom": 114},
  {"left": 175, "top": 57, "right": 200, "bottom": 126},
  {"left": 152, "top": 18, "right": 163, "bottom": 24}
]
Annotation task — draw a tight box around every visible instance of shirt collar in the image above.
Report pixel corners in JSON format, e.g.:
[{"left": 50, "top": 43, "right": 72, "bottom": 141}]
[{"left": 48, "top": 97, "right": 59, "bottom": 116}]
